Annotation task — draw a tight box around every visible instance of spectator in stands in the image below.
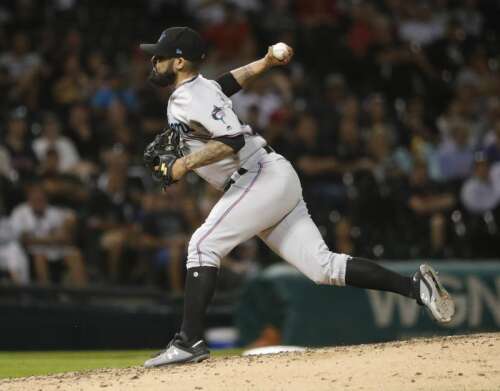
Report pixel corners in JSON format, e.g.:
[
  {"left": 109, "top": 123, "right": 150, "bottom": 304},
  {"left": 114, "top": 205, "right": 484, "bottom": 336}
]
[
  {"left": 67, "top": 103, "right": 100, "bottom": 163},
  {"left": 454, "top": 0, "right": 483, "bottom": 37},
  {"left": 0, "top": 169, "right": 20, "bottom": 217},
  {"left": 436, "top": 121, "right": 475, "bottom": 182},
  {"left": 368, "top": 16, "right": 433, "bottom": 100},
  {"left": 91, "top": 71, "right": 138, "bottom": 112},
  {"left": 483, "top": 97, "right": 500, "bottom": 141},
  {"left": 38, "top": 148, "right": 87, "bottom": 209},
  {"left": 52, "top": 54, "right": 90, "bottom": 106},
  {"left": 404, "top": 108, "right": 436, "bottom": 161},
  {"left": 461, "top": 153, "right": 499, "bottom": 215},
  {"left": 437, "top": 99, "right": 470, "bottom": 142},
  {"left": 316, "top": 73, "right": 346, "bottom": 129},
  {"left": 426, "top": 20, "right": 468, "bottom": 78},
  {"left": 32, "top": 113, "right": 80, "bottom": 173},
  {"left": 366, "top": 127, "right": 404, "bottom": 183},
  {"left": 398, "top": 2, "right": 445, "bottom": 47},
  {"left": 456, "top": 47, "right": 499, "bottom": 99},
  {"left": 203, "top": 2, "right": 251, "bottom": 64},
  {"left": 335, "top": 116, "right": 369, "bottom": 169},
  {"left": 295, "top": 0, "right": 340, "bottom": 27},
  {"left": 363, "top": 94, "right": 396, "bottom": 141},
  {"left": 0, "top": 216, "right": 29, "bottom": 285},
  {"left": 347, "top": 2, "right": 376, "bottom": 58},
  {"left": 136, "top": 191, "right": 189, "bottom": 292},
  {"left": 10, "top": 184, "right": 87, "bottom": 286},
  {"left": 3, "top": 108, "right": 37, "bottom": 180},
  {"left": 259, "top": 0, "right": 296, "bottom": 39},
  {"left": 231, "top": 75, "right": 284, "bottom": 129},
  {"left": 294, "top": 113, "right": 338, "bottom": 179},
  {"left": 491, "top": 162, "right": 500, "bottom": 204},
  {"left": 0, "top": 145, "right": 15, "bottom": 181},
  {"left": 339, "top": 95, "right": 361, "bottom": 124},
  {"left": 484, "top": 120, "right": 500, "bottom": 163},
  {"left": 86, "top": 50, "right": 109, "bottom": 81},
  {"left": 98, "top": 100, "right": 139, "bottom": 156},
  {"left": 0, "top": 32, "right": 40, "bottom": 82},
  {"left": 405, "top": 161, "right": 456, "bottom": 257},
  {"left": 86, "top": 163, "right": 138, "bottom": 283}
]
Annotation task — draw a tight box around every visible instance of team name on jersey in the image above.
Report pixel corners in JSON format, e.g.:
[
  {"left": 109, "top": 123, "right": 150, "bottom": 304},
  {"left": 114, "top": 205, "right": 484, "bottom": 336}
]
[{"left": 169, "top": 121, "right": 192, "bottom": 134}]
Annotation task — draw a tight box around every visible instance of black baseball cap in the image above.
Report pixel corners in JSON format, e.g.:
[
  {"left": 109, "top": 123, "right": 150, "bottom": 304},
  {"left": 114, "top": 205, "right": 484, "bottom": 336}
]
[{"left": 140, "top": 27, "right": 206, "bottom": 61}]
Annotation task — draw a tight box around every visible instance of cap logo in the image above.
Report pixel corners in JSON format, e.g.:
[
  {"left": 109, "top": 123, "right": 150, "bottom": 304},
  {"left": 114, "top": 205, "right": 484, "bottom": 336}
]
[
  {"left": 158, "top": 31, "right": 167, "bottom": 42},
  {"left": 176, "top": 48, "right": 182, "bottom": 54}
]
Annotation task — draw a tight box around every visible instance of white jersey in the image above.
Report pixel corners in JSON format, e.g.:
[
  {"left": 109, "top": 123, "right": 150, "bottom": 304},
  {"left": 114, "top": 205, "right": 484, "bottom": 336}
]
[
  {"left": 167, "top": 74, "right": 266, "bottom": 190},
  {"left": 166, "top": 74, "right": 349, "bottom": 289}
]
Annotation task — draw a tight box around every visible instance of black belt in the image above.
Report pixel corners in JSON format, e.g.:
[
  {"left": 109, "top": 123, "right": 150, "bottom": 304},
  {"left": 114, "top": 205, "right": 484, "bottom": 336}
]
[{"left": 223, "top": 146, "right": 274, "bottom": 192}]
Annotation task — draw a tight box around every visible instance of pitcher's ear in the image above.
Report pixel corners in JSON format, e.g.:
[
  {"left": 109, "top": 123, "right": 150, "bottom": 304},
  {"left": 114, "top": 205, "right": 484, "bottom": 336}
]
[{"left": 174, "top": 57, "right": 186, "bottom": 71}]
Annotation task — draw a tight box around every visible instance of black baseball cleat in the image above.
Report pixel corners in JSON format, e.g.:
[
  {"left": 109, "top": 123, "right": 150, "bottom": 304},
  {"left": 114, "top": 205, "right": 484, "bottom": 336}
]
[
  {"left": 413, "top": 264, "right": 455, "bottom": 323},
  {"left": 144, "top": 332, "right": 210, "bottom": 368}
]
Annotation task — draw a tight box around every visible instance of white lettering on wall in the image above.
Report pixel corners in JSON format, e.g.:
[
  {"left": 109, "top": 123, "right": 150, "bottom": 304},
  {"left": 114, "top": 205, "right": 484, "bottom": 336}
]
[
  {"left": 367, "top": 291, "right": 419, "bottom": 327},
  {"left": 364, "top": 274, "right": 500, "bottom": 329},
  {"left": 468, "top": 276, "right": 500, "bottom": 327}
]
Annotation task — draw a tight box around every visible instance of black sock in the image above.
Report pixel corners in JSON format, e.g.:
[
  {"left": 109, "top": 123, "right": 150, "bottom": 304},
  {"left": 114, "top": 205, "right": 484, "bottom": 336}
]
[
  {"left": 180, "top": 266, "right": 218, "bottom": 343},
  {"left": 345, "top": 257, "right": 416, "bottom": 298}
]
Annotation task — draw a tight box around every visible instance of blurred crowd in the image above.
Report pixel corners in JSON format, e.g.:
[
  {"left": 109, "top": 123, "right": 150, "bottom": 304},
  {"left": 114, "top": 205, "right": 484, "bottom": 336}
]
[{"left": 1, "top": 0, "right": 500, "bottom": 290}]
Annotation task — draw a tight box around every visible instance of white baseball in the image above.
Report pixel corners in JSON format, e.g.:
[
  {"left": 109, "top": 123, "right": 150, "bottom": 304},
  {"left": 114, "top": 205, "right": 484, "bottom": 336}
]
[{"left": 272, "top": 42, "right": 289, "bottom": 61}]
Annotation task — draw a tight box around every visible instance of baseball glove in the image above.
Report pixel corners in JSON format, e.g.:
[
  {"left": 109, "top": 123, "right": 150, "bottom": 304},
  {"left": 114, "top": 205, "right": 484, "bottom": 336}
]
[{"left": 144, "top": 128, "right": 182, "bottom": 187}]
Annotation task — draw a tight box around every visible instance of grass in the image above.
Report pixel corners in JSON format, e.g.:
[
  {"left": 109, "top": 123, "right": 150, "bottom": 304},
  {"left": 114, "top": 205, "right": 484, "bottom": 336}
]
[{"left": 0, "top": 349, "right": 242, "bottom": 379}]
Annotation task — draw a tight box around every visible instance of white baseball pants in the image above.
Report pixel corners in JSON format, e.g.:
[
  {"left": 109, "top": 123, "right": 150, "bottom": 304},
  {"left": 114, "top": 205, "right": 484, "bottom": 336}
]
[{"left": 186, "top": 150, "right": 349, "bottom": 286}]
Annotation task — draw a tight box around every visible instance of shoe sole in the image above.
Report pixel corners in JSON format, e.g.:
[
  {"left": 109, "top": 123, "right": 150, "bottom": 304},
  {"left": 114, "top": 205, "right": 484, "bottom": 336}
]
[
  {"left": 146, "top": 353, "right": 210, "bottom": 368},
  {"left": 188, "top": 353, "right": 210, "bottom": 363},
  {"left": 420, "top": 264, "right": 455, "bottom": 323}
]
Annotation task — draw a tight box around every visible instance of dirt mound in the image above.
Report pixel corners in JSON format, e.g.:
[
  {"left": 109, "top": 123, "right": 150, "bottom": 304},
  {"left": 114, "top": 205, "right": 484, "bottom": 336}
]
[{"left": 2, "top": 333, "right": 499, "bottom": 391}]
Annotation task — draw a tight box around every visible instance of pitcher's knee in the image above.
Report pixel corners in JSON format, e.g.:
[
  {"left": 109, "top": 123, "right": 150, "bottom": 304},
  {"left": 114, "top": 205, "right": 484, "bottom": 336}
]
[
  {"left": 186, "top": 232, "right": 221, "bottom": 269},
  {"left": 311, "top": 252, "right": 350, "bottom": 286}
]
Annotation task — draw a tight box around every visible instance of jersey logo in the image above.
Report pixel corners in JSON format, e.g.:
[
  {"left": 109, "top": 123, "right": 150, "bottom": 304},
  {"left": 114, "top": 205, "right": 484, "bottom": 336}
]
[{"left": 211, "top": 105, "right": 232, "bottom": 131}]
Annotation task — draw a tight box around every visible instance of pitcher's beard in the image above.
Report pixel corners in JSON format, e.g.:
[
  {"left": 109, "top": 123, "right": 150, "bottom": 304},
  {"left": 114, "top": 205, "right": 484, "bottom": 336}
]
[{"left": 148, "top": 70, "right": 175, "bottom": 87}]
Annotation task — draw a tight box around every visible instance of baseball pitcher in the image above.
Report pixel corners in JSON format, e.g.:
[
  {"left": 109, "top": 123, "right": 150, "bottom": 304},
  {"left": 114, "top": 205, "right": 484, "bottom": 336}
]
[{"left": 140, "top": 27, "right": 455, "bottom": 367}]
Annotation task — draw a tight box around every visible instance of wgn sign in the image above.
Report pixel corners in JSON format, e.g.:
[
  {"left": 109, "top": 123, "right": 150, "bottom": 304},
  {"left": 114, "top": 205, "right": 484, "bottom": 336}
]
[
  {"left": 236, "top": 261, "right": 500, "bottom": 346},
  {"left": 368, "top": 276, "right": 500, "bottom": 329},
  {"left": 366, "top": 262, "right": 500, "bottom": 336}
]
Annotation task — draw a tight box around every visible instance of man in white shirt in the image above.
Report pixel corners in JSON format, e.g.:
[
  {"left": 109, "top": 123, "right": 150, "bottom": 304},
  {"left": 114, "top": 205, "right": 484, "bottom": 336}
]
[
  {"left": 461, "top": 154, "right": 499, "bottom": 214},
  {"left": 32, "top": 113, "right": 80, "bottom": 173},
  {"left": 0, "top": 32, "right": 40, "bottom": 81},
  {"left": 0, "top": 216, "right": 29, "bottom": 284},
  {"left": 10, "top": 184, "right": 87, "bottom": 286}
]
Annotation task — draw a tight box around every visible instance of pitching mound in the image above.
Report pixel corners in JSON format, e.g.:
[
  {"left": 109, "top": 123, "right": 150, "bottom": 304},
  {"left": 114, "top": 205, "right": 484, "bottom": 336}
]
[{"left": 2, "top": 333, "right": 499, "bottom": 391}]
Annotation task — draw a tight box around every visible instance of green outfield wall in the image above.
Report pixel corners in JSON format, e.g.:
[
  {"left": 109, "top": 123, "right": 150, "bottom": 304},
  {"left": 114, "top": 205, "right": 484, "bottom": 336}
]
[{"left": 235, "top": 261, "right": 500, "bottom": 346}]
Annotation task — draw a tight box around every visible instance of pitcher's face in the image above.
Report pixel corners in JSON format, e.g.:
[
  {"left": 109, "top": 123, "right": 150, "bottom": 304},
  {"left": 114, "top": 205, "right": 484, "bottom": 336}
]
[{"left": 149, "top": 56, "right": 176, "bottom": 87}]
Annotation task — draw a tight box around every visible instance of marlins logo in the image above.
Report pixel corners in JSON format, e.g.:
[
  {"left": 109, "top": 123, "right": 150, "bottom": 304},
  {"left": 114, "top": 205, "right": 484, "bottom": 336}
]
[{"left": 211, "top": 105, "right": 231, "bottom": 130}]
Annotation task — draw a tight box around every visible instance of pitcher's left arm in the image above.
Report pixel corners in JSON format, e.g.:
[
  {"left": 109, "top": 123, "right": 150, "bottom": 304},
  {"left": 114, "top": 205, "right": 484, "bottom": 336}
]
[{"left": 171, "top": 140, "right": 234, "bottom": 181}]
